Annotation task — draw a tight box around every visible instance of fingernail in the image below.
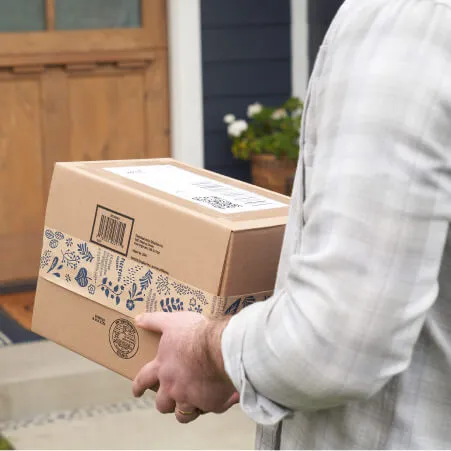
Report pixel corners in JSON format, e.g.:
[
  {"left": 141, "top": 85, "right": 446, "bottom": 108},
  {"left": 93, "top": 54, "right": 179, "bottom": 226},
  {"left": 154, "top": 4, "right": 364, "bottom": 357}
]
[{"left": 135, "top": 314, "right": 144, "bottom": 324}]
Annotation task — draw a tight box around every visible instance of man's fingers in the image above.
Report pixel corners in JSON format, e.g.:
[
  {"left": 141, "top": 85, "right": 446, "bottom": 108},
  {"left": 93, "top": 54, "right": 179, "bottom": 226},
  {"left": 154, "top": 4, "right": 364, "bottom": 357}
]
[
  {"left": 174, "top": 404, "right": 201, "bottom": 424},
  {"left": 135, "top": 312, "right": 171, "bottom": 333},
  {"left": 155, "top": 389, "right": 176, "bottom": 414},
  {"left": 213, "top": 391, "right": 240, "bottom": 414},
  {"left": 132, "top": 360, "right": 158, "bottom": 398},
  {"left": 228, "top": 391, "right": 240, "bottom": 406}
]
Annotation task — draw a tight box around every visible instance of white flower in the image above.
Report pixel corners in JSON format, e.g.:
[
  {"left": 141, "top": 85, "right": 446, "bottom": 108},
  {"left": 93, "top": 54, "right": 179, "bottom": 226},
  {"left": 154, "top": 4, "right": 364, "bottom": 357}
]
[
  {"left": 247, "top": 102, "right": 263, "bottom": 118},
  {"left": 271, "top": 108, "right": 288, "bottom": 120},
  {"left": 223, "top": 114, "right": 236, "bottom": 124},
  {"left": 292, "top": 108, "right": 302, "bottom": 117},
  {"left": 228, "top": 120, "right": 248, "bottom": 138}
]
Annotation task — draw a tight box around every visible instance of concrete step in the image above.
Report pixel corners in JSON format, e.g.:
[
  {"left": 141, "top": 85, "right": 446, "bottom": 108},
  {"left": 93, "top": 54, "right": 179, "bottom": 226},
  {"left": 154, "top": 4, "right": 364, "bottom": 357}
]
[
  {"left": 1, "top": 395, "right": 255, "bottom": 449},
  {"left": 0, "top": 339, "right": 256, "bottom": 450},
  {"left": 0, "top": 340, "right": 132, "bottom": 422}
]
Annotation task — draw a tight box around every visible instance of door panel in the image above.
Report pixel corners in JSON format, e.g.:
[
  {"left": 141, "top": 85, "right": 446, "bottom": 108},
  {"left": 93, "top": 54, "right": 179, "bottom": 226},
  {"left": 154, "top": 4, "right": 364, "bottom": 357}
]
[
  {"left": 0, "top": 78, "right": 44, "bottom": 236},
  {"left": 0, "top": 0, "right": 169, "bottom": 286},
  {"left": 144, "top": 50, "right": 170, "bottom": 159},
  {"left": 0, "top": 77, "right": 45, "bottom": 284},
  {"left": 68, "top": 70, "right": 146, "bottom": 161}
]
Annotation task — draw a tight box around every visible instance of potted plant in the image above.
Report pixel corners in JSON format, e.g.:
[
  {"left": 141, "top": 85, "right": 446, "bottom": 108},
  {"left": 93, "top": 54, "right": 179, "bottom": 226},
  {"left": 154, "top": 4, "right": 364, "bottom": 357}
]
[{"left": 224, "top": 97, "right": 303, "bottom": 195}]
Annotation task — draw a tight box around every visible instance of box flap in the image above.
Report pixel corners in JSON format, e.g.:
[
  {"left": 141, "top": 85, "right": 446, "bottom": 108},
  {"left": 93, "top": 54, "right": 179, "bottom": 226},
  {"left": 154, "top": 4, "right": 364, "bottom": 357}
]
[{"left": 219, "top": 225, "right": 286, "bottom": 296}]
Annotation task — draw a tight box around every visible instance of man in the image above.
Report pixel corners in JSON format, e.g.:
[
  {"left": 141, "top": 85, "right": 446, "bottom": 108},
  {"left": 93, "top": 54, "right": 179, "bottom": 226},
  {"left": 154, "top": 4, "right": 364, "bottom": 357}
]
[{"left": 132, "top": 0, "right": 451, "bottom": 448}]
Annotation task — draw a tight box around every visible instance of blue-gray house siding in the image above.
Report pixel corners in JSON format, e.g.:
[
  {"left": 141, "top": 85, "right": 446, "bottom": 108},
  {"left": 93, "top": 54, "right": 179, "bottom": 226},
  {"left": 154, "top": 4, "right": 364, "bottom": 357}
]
[
  {"left": 201, "top": 0, "right": 292, "bottom": 182},
  {"left": 308, "top": 0, "right": 344, "bottom": 73}
]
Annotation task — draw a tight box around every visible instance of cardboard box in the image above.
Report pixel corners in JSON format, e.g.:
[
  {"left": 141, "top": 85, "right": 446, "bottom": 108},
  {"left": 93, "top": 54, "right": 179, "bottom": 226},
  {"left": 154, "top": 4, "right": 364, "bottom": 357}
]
[{"left": 32, "top": 159, "right": 290, "bottom": 379}]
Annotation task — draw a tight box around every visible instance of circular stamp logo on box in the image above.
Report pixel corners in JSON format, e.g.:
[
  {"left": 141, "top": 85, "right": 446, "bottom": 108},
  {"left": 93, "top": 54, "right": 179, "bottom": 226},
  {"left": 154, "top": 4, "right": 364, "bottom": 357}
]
[{"left": 109, "top": 319, "right": 139, "bottom": 359}]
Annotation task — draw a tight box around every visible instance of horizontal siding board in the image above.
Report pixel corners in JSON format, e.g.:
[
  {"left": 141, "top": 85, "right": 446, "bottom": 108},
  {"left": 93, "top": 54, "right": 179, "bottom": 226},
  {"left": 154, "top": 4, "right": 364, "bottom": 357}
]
[
  {"left": 202, "top": 26, "right": 290, "bottom": 62},
  {"left": 209, "top": 163, "right": 252, "bottom": 183},
  {"left": 308, "top": 0, "right": 344, "bottom": 72},
  {"left": 308, "top": 25, "right": 329, "bottom": 72},
  {"left": 308, "top": 0, "right": 344, "bottom": 25},
  {"left": 201, "top": 0, "right": 291, "bottom": 181},
  {"left": 202, "top": 0, "right": 289, "bottom": 27},
  {"left": 203, "top": 60, "right": 290, "bottom": 97},
  {"left": 204, "top": 131, "right": 235, "bottom": 168}
]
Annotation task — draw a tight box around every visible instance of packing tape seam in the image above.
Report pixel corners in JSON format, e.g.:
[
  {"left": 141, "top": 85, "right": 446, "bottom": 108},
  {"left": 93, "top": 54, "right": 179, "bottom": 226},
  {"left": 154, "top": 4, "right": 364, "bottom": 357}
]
[{"left": 39, "top": 227, "right": 273, "bottom": 318}]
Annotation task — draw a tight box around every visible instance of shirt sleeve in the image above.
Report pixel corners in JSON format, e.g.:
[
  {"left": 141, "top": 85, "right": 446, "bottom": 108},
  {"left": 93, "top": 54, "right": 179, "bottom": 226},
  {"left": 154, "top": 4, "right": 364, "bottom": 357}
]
[{"left": 222, "top": 0, "right": 451, "bottom": 425}]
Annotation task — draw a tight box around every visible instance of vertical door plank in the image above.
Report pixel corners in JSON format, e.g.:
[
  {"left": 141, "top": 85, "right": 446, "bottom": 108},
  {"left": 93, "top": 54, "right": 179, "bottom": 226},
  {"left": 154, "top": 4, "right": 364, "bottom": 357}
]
[
  {"left": 0, "top": 77, "right": 45, "bottom": 283},
  {"left": 69, "top": 74, "right": 112, "bottom": 162},
  {"left": 113, "top": 71, "right": 146, "bottom": 159},
  {"left": 45, "top": 0, "right": 56, "bottom": 30},
  {"left": 142, "top": 0, "right": 168, "bottom": 49},
  {"left": 68, "top": 70, "right": 146, "bottom": 161},
  {"left": 41, "top": 68, "right": 70, "bottom": 195},
  {"left": 145, "top": 50, "right": 170, "bottom": 158}
]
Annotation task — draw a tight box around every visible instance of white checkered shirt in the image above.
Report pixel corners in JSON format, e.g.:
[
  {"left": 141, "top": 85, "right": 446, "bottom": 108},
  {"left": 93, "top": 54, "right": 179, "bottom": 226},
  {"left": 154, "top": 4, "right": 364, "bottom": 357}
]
[{"left": 222, "top": 0, "right": 451, "bottom": 448}]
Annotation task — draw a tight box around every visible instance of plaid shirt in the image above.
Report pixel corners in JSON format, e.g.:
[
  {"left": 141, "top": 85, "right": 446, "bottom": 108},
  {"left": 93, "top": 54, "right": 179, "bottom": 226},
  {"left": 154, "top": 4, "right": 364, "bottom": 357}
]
[{"left": 222, "top": 0, "right": 451, "bottom": 448}]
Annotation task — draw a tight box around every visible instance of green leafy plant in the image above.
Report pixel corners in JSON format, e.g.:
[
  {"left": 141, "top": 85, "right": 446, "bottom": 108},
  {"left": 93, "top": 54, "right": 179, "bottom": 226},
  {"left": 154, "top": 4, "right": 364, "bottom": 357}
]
[
  {"left": 0, "top": 435, "right": 13, "bottom": 450},
  {"left": 224, "top": 97, "right": 303, "bottom": 161}
]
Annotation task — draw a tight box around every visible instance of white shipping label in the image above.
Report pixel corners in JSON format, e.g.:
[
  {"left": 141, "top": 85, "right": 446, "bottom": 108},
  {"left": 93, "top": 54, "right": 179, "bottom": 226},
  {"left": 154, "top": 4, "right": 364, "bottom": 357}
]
[{"left": 105, "top": 165, "right": 286, "bottom": 214}]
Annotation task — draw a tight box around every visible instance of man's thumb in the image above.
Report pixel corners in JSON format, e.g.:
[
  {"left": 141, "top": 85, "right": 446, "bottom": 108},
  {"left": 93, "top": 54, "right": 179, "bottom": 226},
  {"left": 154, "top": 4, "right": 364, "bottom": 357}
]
[{"left": 134, "top": 312, "right": 169, "bottom": 333}]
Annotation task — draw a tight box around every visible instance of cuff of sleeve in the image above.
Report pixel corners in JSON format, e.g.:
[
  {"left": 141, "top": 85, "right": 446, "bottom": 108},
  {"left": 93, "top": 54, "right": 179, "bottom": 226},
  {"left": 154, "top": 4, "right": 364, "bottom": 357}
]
[{"left": 221, "top": 301, "right": 291, "bottom": 426}]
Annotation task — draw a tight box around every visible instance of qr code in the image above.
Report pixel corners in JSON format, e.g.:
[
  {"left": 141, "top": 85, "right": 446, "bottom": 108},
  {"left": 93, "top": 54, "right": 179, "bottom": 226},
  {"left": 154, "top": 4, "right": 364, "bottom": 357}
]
[{"left": 193, "top": 196, "right": 241, "bottom": 210}]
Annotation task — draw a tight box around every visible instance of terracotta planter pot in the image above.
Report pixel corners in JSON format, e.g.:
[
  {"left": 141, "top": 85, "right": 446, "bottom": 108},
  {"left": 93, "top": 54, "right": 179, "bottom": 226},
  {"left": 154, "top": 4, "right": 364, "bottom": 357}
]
[{"left": 250, "top": 154, "right": 297, "bottom": 196}]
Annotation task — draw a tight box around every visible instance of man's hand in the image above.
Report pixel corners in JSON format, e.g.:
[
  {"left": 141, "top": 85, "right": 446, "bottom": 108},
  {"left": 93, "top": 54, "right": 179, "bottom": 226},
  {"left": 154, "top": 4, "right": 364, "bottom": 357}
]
[{"left": 132, "top": 312, "right": 239, "bottom": 423}]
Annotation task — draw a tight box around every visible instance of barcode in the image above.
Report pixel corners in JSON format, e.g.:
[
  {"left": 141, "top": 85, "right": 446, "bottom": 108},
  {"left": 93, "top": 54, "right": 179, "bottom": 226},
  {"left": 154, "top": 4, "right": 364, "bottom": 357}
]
[
  {"left": 97, "top": 215, "right": 126, "bottom": 247},
  {"left": 192, "top": 196, "right": 241, "bottom": 210},
  {"left": 192, "top": 181, "right": 269, "bottom": 206}
]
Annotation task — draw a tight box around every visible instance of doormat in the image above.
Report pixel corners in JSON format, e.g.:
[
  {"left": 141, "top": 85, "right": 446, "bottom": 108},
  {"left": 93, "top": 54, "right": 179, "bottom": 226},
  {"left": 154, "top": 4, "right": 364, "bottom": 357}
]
[
  {"left": 0, "top": 330, "right": 12, "bottom": 347},
  {"left": 0, "top": 309, "right": 42, "bottom": 346}
]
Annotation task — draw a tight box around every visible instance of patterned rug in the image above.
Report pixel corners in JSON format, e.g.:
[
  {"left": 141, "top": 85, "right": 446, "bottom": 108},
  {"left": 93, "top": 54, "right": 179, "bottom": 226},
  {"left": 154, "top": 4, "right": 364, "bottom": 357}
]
[
  {"left": 0, "top": 330, "right": 12, "bottom": 348},
  {"left": 0, "top": 308, "right": 42, "bottom": 347}
]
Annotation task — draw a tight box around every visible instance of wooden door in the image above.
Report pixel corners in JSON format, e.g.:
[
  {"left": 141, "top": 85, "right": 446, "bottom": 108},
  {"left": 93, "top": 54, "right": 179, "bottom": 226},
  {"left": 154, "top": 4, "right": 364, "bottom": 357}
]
[{"left": 0, "top": 0, "right": 170, "bottom": 288}]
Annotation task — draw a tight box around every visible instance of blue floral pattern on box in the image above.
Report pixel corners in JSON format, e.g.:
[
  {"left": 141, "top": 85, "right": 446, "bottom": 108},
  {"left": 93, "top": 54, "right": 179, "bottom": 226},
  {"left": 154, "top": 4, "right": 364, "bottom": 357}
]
[
  {"left": 61, "top": 250, "right": 80, "bottom": 270},
  {"left": 122, "top": 265, "right": 143, "bottom": 287},
  {"left": 75, "top": 268, "right": 90, "bottom": 287},
  {"left": 40, "top": 250, "right": 52, "bottom": 269},
  {"left": 77, "top": 243, "right": 94, "bottom": 263},
  {"left": 99, "top": 277, "right": 123, "bottom": 305},
  {"left": 55, "top": 231, "right": 65, "bottom": 240},
  {"left": 225, "top": 298, "right": 241, "bottom": 315},
  {"left": 49, "top": 239, "right": 59, "bottom": 249},
  {"left": 139, "top": 270, "right": 153, "bottom": 291},
  {"left": 40, "top": 228, "right": 273, "bottom": 318},
  {"left": 156, "top": 275, "right": 171, "bottom": 296},
  {"left": 242, "top": 296, "right": 256, "bottom": 309},
  {"left": 45, "top": 229, "right": 65, "bottom": 249},
  {"left": 160, "top": 297, "right": 184, "bottom": 312},
  {"left": 126, "top": 283, "right": 144, "bottom": 311},
  {"left": 187, "top": 297, "right": 203, "bottom": 314},
  {"left": 47, "top": 257, "right": 63, "bottom": 278}
]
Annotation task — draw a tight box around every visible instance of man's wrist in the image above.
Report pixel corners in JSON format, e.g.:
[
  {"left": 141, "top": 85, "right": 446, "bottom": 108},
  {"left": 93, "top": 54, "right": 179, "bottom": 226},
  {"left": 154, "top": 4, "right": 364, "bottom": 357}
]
[{"left": 202, "top": 317, "right": 232, "bottom": 383}]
